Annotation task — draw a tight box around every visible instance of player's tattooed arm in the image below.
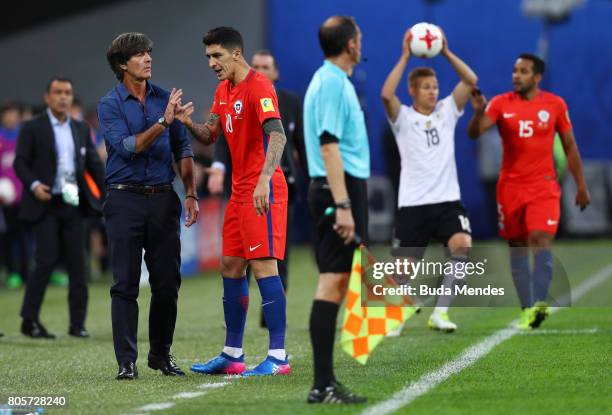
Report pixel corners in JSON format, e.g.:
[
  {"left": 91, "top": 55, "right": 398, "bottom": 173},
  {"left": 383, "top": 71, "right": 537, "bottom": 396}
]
[
  {"left": 253, "top": 118, "right": 287, "bottom": 216},
  {"left": 260, "top": 118, "right": 287, "bottom": 178},
  {"left": 185, "top": 113, "right": 220, "bottom": 145}
]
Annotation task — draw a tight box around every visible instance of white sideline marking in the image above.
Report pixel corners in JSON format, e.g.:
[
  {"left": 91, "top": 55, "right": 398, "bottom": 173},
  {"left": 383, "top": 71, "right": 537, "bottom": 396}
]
[
  {"left": 173, "top": 391, "right": 206, "bottom": 399},
  {"left": 520, "top": 328, "right": 601, "bottom": 335},
  {"left": 361, "top": 327, "right": 518, "bottom": 415},
  {"left": 362, "top": 264, "right": 612, "bottom": 415},
  {"left": 199, "top": 382, "right": 231, "bottom": 389},
  {"left": 137, "top": 403, "right": 175, "bottom": 411},
  {"left": 556, "top": 264, "right": 612, "bottom": 306},
  {"left": 132, "top": 382, "right": 232, "bottom": 412}
]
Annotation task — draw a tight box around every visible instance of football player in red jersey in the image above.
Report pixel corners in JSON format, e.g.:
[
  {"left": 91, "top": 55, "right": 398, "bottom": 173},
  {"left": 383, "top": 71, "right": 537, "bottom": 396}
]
[
  {"left": 468, "top": 54, "right": 590, "bottom": 329},
  {"left": 175, "top": 27, "right": 291, "bottom": 376}
]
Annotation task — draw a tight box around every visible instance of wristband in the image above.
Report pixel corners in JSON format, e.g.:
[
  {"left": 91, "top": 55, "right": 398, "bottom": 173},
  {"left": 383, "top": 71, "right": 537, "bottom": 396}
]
[
  {"left": 158, "top": 116, "right": 169, "bottom": 128},
  {"left": 185, "top": 195, "right": 199, "bottom": 201},
  {"left": 335, "top": 198, "right": 351, "bottom": 209}
]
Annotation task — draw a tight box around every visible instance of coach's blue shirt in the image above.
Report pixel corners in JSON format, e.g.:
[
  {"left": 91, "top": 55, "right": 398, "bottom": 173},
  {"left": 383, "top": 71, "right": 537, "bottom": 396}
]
[
  {"left": 97, "top": 81, "right": 193, "bottom": 185},
  {"left": 303, "top": 60, "right": 370, "bottom": 179}
]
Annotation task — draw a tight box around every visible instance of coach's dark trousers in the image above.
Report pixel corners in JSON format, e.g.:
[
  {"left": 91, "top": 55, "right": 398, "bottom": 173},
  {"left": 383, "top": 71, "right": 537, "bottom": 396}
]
[
  {"left": 104, "top": 189, "right": 182, "bottom": 365},
  {"left": 20, "top": 196, "right": 87, "bottom": 328}
]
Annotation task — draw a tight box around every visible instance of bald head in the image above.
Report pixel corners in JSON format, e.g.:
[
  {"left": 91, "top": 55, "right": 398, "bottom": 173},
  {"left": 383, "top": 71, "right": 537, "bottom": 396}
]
[
  {"left": 322, "top": 15, "right": 344, "bottom": 28},
  {"left": 318, "top": 15, "right": 358, "bottom": 57}
]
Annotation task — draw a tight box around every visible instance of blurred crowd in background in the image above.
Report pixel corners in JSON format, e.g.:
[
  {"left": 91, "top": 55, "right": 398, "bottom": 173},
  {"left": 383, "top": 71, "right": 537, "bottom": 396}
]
[{"left": 0, "top": 99, "right": 219, "bottom": 287}]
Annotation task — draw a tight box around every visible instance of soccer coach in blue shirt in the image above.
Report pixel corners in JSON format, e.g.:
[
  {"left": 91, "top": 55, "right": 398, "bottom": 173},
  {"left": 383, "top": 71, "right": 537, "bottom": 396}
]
[
  {"left": 98, "top": 32, "right": 199, "bottom": 380},
  {"left": 303, "top": 16, "right": 369, "bottom": 404}
]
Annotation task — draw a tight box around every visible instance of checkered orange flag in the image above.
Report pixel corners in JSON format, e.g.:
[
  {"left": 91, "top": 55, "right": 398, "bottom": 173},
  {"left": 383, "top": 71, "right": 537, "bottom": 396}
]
[{"left": 341, "top": 246, "right": 418, "bottom": 364}]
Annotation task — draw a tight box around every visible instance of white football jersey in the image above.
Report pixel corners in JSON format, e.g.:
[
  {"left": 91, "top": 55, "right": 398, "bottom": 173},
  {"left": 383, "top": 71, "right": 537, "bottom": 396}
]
[{"left": 388, "top": 95, "right": 463, "bottom": 207}]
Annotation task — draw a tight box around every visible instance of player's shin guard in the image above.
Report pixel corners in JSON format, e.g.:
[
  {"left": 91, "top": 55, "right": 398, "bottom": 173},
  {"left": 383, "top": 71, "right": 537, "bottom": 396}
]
[
  {"left": 223, "top": 276, "right": 249, "bottom": 354},
  {"left": 532, "top": 250, "right": 553, "bottom": 302},
  {"left": 257, "top": 275, "right": 286, "bottom": 359},
  {"left": 309, "top": 300, "right": 339, "bottom": 389},
  {"left": 510, "top": 248, "right": 532, "bottom": 308}
]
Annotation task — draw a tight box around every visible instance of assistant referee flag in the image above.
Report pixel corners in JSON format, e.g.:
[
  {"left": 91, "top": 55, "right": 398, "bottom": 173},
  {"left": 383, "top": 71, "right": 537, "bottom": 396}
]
[{"left": 341, "top": 246, "right": 418, "bottom": 364}]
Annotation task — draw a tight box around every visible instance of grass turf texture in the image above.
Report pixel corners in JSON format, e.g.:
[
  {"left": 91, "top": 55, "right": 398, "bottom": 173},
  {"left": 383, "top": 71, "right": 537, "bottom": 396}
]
[{"left": 0, "top": 241, "right": 610, "bottom": 415}]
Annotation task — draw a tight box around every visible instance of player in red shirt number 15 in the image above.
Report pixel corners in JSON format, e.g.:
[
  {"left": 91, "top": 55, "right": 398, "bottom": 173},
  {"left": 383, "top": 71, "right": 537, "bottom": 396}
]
[{"left": 468, "top": 54, "right": 590, "bottom": 329}]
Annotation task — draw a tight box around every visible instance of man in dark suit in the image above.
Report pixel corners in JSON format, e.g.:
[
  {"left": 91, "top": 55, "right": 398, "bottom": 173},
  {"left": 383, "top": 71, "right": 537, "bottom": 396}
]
[
  {"left": 13, "top": 77, "right": 105, "bottom": 339},
  {"left": 207, "top": 50, "right": 304, "bottom": 327}
]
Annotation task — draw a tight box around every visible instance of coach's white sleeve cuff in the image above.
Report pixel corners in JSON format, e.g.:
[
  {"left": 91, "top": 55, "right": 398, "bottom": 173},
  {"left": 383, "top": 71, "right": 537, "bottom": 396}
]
[{"left": 30, "top": 180, "right": 41, "bottom": 193}]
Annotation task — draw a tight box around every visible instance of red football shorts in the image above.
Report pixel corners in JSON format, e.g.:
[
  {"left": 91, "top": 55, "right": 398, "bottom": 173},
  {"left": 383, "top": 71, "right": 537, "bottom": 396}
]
[
  {"left": 496, "top": 179, "right": 561, "bottom": 240},
  {"left": 222, "top": 200, "right": 287, "bottom": 260}
]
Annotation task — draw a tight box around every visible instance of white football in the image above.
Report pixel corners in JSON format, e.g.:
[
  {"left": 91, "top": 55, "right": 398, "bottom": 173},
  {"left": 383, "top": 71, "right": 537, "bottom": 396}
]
[{"left": 409, "top": 22, "right": 443, "bottom": 58}]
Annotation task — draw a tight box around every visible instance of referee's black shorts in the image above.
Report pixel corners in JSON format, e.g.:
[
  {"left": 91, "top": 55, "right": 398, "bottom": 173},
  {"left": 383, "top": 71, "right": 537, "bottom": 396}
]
[{"left": 308, "top": 174, "right": 368, "bottom": 274}]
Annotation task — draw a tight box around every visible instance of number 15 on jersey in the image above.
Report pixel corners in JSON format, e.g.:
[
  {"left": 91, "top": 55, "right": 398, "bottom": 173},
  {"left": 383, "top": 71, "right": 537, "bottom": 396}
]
[{"left": 518, "top": 120, "right": 533, "bottom": 138}]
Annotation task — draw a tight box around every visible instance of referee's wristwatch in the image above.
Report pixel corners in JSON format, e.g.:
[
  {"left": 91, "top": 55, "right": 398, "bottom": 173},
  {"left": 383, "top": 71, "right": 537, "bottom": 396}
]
[
  {"left": 335, "top": 198, "right": 351, "bottom": 210},
  {"left": 157, "top": 116, "right": 169, "bottom": 128}
]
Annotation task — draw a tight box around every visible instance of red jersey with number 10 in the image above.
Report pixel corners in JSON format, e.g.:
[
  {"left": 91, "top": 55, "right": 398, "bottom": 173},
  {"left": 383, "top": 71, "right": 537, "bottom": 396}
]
[
  {"left": 485, "top": 90, "right": 572, "bottom": 184},
  {"left": 211, "top": 69, "right": 287, "bottom": 203}
]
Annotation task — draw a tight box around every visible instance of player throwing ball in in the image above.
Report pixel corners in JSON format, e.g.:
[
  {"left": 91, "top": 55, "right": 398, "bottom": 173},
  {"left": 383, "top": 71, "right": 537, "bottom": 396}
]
[
  {"left": 381, "top": 29, "right": 477, "bottom": 332},
  {"left": 468, "top": 54, "right": 590, "bottom": 329},
  {"left": 179, "top": 27, "right": 290, "bottom": 376}
]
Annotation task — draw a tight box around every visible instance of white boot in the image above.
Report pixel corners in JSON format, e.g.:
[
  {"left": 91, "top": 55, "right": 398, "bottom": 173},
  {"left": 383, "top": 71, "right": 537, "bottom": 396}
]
[
  {"left": 428, "top": 311, "right": 457, "bottom": 332},
  {"left": 386, "top": 321, "right": 406, "bottom": 337}
]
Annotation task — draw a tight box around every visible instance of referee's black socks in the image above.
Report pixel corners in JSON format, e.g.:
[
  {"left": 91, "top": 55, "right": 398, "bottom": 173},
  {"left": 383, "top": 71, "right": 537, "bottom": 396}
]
[{"left": 309, "top": 299, "right": 339, "bottom": 389}]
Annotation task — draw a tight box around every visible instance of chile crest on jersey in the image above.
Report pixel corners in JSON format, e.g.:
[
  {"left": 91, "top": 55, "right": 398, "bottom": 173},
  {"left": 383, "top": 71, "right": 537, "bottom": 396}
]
[{"left": 233, "top": 99, "right": 243, "bottom": 116}]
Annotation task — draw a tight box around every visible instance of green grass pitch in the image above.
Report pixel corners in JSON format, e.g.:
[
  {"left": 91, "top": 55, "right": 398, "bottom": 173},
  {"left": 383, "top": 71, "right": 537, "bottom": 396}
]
[{"left": 1, "top": 241, "right": 611, "bottom": 414}]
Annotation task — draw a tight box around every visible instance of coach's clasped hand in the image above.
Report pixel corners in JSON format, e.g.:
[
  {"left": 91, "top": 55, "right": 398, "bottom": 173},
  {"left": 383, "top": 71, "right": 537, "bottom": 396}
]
[{"left": 163, "top": 88, "right": 183, "bottom": 124}]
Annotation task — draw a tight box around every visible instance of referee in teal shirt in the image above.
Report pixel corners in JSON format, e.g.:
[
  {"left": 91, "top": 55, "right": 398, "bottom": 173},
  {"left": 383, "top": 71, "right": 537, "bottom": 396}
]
[{"left": 303, "top": 16, "right": 369, "bottom": 404}]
